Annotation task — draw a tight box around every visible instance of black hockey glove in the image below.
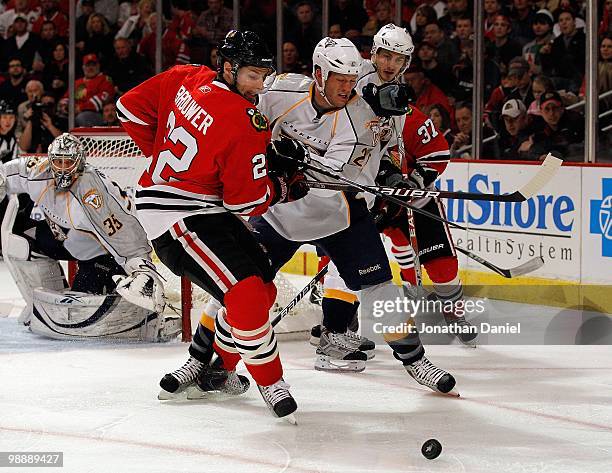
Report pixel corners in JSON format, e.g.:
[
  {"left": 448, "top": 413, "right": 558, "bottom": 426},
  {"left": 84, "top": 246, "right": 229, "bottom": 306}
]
[
  {"left": 266, "top": 137, "right": 310, "bottom": 178},
  {"left": 361, "top": 83, "right": 415, "bottom": 118},
  {"left": 371, "top": 197, "right": 405, "bottom": 231},
  {"left": 376, "top": 160, "right": 438, "bottom": 190},
  {"left": 270, "top": 172, "right": 309, "bottom": 205}
]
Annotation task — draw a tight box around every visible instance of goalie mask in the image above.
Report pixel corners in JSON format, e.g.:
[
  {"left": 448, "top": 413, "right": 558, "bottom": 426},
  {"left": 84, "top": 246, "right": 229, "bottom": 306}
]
[
  {"left": 48, "top": 133, "right": 86, "bottom": 191},
  {"left": 371, "top": 24, "right": 414, "bottom": 78},
  {"left": 217, "top": 30, "right": 275, "bottom": 101}
]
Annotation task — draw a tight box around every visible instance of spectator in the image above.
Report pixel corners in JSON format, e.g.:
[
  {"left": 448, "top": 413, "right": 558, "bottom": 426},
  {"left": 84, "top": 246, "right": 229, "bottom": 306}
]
[
  {"left": 192, "top": 0, "right": 233, "bottom": 63},
  {"left": 427, "top": 103, "right": 455, "bottom": 147},
  {"left": 417, "top": 41, "right": 458, "bottom": 97},
  {"left": 363, "top": 0, "right": 394, "bottom": 37},
  {"left": 42, "top": 41, "right": 68, "bottom": 100},
  {"left": 31, "top": 0, "right": 68, "bottom": 38},
  {"left": 409, "top": 4, "right": 438, "bottom": 44},
  {"left": 32, "top": 20, "right": 58, "bottom": 71},
  {"left": 330, "top": 0, "right": 368, "bottom": 35},
  {"left": 288, "top": 1, "right": 322, "bottom": 67},
  {"left": 75, "top": 0, "right": 94, "bottom": 43},
  {"left": 76, "top": 0, "right": 119, "bottom": 27},
  {"left": 484, "top": 0, "right": 503, "bottom": 40},
  {"left": 498, "top": 98, "right": 534, "bottom": 158},
  {"left": 16, "top": 79, "right": 44, "bottom": 135},
  {"left": 73, "top": 53, "right": 115, "bottom": 126},
  {"left": 552, "top": 1, "right": 585, "bottom": 37},
  {"left": 18, "top": 91, "right": 63, "bottom": 153},
  {"left": 0, "top": 0, "right": 40, "bottom": 40},
  {"left": 107, "top": 38, "right": 152, "bottom": 95},
  {"left": 527, "top": 73, "right": 555, "bottom": 116},
  {"left": 525, "top": 90, "right": 584, "bottom": 160},
  {"left": 2, "top": 14, "right": 40, "bottom": 71},
  {"left": 209, "top": 45, "right": 218, "bottom": 68},
  {"left": 453, "top": 38, "right": 501, "bottom": 102},
  {"left": 101, "top": 101, "right": 119, "bottom": 126},
  {"left": 450, "top": 102, "right": 498, "bottom": 158},
  {"left": 488, "top": 14, "right": 523, "bottom": 72},
  {"left": 409, "top": 0, "right": 447, "bottom": 35},
  {"left": 540, "top": 8, "right": 586, "bottom": 93},
  {"left": 115, "top": 0, "right": 155, "bottom": 43},
  {"left": 164, "top": 0, "right": 194, "bottom": 62},
  {"left": 441, "top": 0, "right": 469, "bottom": 34},
  {"left": 485, "top": 71, "right": 518, "bottom": 126},
  {"left": 453, "top": 14, "right": 473, "bottom": 43},
  {"left": 522, "top": 9, "right": 554, "bottom": 75},
  {"left": 423, "top": 21, "right": 460, "bottom": 67},
  {"left": 403, "top": 63, "right": 453, "bottom": 120},
  {"left": 80, "top": 13, "right": 115, "bottom": 68},
  {"left": 282, "top": 41, "right": 308, "bottom": 74},
  {"left": 117, "top": 0, "right": 140, "bottom": 28},
  {"left": 328, "top": 23, "right": 343, "bottom": 39},
  {"left": 506, "top": 56, "right": 535, "bottom": 108},
  {"left": 0, "top": 57, "right": 28, "bottom": 106},
  {"left": 510, "top": 0, "right": 537, "bottom": 47},
  {"left": 599, "top": 0, "right": 612, "bottom": 38}
]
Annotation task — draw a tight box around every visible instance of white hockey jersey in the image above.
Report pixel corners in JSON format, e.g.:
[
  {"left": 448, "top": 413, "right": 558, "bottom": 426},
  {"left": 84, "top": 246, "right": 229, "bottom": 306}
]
[
  {"left": 0, "top": 156, "right": 152, "bottom": 264},
  {"left": 257, "top": 73, "right": 398, "bottom": 241}
]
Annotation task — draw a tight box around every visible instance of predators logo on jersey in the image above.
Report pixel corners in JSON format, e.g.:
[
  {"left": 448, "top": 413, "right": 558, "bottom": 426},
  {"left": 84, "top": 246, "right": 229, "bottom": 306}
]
[
  {"left": 365, "top": 118, "right": 393, "bottom": 147},
  {"left": 83, "top": 189, "right": 103, "bottom": 210},
  {"left": 246, "top": 108, "right": 269, "bottom": 132}
]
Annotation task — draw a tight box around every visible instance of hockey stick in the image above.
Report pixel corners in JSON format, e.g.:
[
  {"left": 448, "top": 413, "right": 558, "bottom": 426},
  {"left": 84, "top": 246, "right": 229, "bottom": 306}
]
[
  {"left": 270, "top": 265, "right": 329, "bottom": 328},
  {"left": 455, "top": 247, "right": 544, "bottom": 278},
  {"left": 303, "top": 154, "right": 562, "bottom": 202}
]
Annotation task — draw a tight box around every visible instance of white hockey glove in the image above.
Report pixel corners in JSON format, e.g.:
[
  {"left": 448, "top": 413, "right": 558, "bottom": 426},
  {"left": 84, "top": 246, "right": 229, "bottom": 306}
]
[{"left": 113, "top": 258, "right": 165, "bottom": 313}]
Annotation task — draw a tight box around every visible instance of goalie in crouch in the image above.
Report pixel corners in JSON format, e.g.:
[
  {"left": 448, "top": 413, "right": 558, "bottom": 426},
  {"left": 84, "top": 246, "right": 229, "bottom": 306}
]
[{"left": 0, "top": 133, "right": 176, "bottom": 341}]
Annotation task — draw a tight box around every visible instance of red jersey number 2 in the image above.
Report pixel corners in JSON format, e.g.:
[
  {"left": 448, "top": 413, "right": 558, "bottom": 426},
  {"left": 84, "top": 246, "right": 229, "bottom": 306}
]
[{"left": 151, "top": 110, "right": 198, "bottom": 183}]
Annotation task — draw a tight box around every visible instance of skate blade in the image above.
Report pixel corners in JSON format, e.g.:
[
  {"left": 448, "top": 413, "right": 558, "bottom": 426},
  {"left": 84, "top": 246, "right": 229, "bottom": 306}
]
[
  {"left": 282, "top": 413, "right": 297, "bottom": 425},
  {"left": 314, "top": 355, "right": 366, "bottom": 372},
  {"left": 443, "top": 388, "right": 461, "bottom": 397},
  {"left": 309, "top": 335, "right": 320, "bottom": 347},
  {"left": 158, "top": 388, "right": 186, "bottom": 400},
  {"left": 364, "top": 350, "right": 375, "bottom": 360},
  {"left": 185, "top": 385, "right": 216, "bottom": 400}
]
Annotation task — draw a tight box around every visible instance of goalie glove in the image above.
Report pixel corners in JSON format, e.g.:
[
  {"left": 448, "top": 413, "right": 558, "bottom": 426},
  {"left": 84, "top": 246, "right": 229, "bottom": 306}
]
[
  {"left": 361, "top": 83, "right": 415, "bottom": 118},
  {"left": 113, "top": 258, "right": 165, "bottom": 313}
]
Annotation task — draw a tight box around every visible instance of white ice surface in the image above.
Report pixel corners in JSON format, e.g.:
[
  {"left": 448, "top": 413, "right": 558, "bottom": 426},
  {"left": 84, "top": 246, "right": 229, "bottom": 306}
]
[{"left": 1, "top": 264, "right": 611, "bottom": 473}]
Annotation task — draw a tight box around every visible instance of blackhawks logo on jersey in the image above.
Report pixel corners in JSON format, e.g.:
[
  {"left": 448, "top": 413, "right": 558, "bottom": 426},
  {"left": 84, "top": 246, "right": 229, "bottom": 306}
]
[{"left": 246, "top": 108, "right": 269, "bottom": 132}]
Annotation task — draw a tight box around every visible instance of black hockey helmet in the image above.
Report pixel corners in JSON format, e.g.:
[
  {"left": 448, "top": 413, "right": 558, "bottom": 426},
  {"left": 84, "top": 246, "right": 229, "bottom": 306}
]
[
  {"left": 217, "top": 30, "right": 274, "bottom": 72},
  {"left": 0, "top": 100, "right": 16, "bottom": 116}
]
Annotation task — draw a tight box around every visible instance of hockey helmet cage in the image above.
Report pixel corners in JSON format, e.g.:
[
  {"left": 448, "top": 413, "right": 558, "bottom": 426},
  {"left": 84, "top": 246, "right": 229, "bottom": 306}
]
[{"left": 48, "top": 133, "right": 86, "bottom": 190}]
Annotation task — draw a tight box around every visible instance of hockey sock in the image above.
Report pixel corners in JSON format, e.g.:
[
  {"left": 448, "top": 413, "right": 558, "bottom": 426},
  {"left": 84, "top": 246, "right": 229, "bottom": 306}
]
[
  {"left": 424, "top": 256, "right": 463, "bottom": 317},
  {"left": 213, "top": 308, "right": 241, "bottom": 370},
  {"left": 321, "top": 289, "right": 358, "bottom": 333},
  {"left": 225, "top": 276, "right": 282, "bottom": 386},
  {"left": 385, "top": 227, "right": 417, "bottom": 285}
]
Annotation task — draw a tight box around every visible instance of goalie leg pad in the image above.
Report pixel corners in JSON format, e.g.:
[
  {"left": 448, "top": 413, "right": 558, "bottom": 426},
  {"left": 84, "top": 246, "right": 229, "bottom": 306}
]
[
  {"left": 224, "top": 276, "right": 282, "bottom": 386},
  {"left": 30, "top": 288, "right": 176, "bottom": 341}
]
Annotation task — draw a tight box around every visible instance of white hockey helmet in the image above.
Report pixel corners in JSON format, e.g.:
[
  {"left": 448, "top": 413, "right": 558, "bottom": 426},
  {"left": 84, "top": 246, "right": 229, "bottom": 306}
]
[
  {"left": 48, "top": 133, "right": 86, "bottom": 190},
  {"left": 371, "top": 24, "right": 414, "bottom": 74},
  {"left": 312, "top": 37, "right": 363, "bottom": 96}
]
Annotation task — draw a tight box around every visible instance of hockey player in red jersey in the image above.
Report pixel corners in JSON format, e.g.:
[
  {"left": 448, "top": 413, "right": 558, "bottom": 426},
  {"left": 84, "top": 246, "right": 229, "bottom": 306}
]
[{"left": 117, "top": 30, "right": 309, "bottom": 421}]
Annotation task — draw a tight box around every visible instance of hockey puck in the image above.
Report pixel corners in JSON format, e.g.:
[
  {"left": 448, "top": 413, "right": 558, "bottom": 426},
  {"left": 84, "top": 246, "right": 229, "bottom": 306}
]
[{"left": 421, "top": 439, "right": 442, "bottom": 460}]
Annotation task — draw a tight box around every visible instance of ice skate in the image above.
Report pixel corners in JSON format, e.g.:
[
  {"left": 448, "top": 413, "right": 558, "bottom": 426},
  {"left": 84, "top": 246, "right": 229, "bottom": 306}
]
[
  {"left": 344, "top": 329, "right": 376, "bottom": 360},
  {"left": 315, "top": 329, "right": 367, "bottom": 372},
  {"left": 404, "top": 356, "right": 459, "bottom": 396},
  {"left": 257, "top": 378, "right": 298, "bottom": 424},
  {"left": 187, "top": 356, "right": 250, "bottom": 399},
  {"left": 158, "top": 355, "right": 206, "bottom": 400},
  {"left": 443, "top": 312, "right": 478, "bottom": 347}
]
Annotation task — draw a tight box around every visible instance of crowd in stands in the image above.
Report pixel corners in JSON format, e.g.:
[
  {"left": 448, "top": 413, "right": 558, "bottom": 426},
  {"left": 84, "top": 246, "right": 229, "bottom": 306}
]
[{"left": 0, "top": 0, "right": 608, "bottom": 161}]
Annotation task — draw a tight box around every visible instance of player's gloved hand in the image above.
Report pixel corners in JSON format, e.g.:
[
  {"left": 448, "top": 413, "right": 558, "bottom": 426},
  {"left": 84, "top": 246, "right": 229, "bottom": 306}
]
[
  {"left": 362, "top": 83, "right": 415, "bottom": 118},
  {"left": 270, "top": 172, "right": 309, "bottom": 204},
  {"left": 267, "top": 137, "right": 310, "bottom": 174},
  {"left": 407, "top": 164, "right": 439, "bottom": 189},
  {"left": 113, "top": 258, "right": 165, "bottom": 313},
  {"left": 371, "top": 197, "right": 405, "bottom": 231}
]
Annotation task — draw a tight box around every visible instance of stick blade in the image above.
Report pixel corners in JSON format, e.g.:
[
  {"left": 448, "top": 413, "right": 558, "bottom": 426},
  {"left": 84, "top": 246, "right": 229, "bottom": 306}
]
[
  {"left": 508, "top": 256, "right": 545, "bottom": 277},
  {"left": 516, "top": 153, "right": 563, "bottom": 200}
]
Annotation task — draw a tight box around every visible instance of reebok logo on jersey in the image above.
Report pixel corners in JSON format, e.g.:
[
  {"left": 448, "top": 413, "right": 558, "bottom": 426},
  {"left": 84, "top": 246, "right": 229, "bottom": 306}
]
[
  {"left": 83, "top": 189, "right": 103, "bottom": 210},
  {"left": 359, "top": 264, "right": 381, "bottom": 275}
]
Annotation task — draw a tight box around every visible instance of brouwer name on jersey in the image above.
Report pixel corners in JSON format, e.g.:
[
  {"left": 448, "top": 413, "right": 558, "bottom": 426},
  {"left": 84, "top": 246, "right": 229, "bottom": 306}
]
[{"left": 174, "top": 85, "right": 214, "bottom": 135}]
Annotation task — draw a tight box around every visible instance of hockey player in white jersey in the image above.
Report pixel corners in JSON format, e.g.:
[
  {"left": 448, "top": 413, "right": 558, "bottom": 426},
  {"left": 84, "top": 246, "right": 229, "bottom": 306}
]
[
  {"left": 200, "top": 37, "right": 458, "bottom": 395},
  {"left": 0, "top": 133, "right": 175, "bottom": 341},
  {"left": 312, "top": 24, "right": 477, "bottom": 358}
]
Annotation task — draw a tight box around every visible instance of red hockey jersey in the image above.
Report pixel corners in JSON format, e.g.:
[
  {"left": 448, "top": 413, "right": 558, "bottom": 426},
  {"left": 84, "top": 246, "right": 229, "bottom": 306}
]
[
  {"left": 117, "top": 65, "right": 275, "bottom": 239},
  {"left": 73, "top": 73, "right": 115, "bottom": 113},
  {"left": 400, "top": 105, "right": 450, "bottom": 178}
]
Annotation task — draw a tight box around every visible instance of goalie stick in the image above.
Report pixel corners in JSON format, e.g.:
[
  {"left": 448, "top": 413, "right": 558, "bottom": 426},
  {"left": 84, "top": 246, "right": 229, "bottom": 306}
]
[{"left": 303, "top": 153, "right": 562, "bottom": 202}]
